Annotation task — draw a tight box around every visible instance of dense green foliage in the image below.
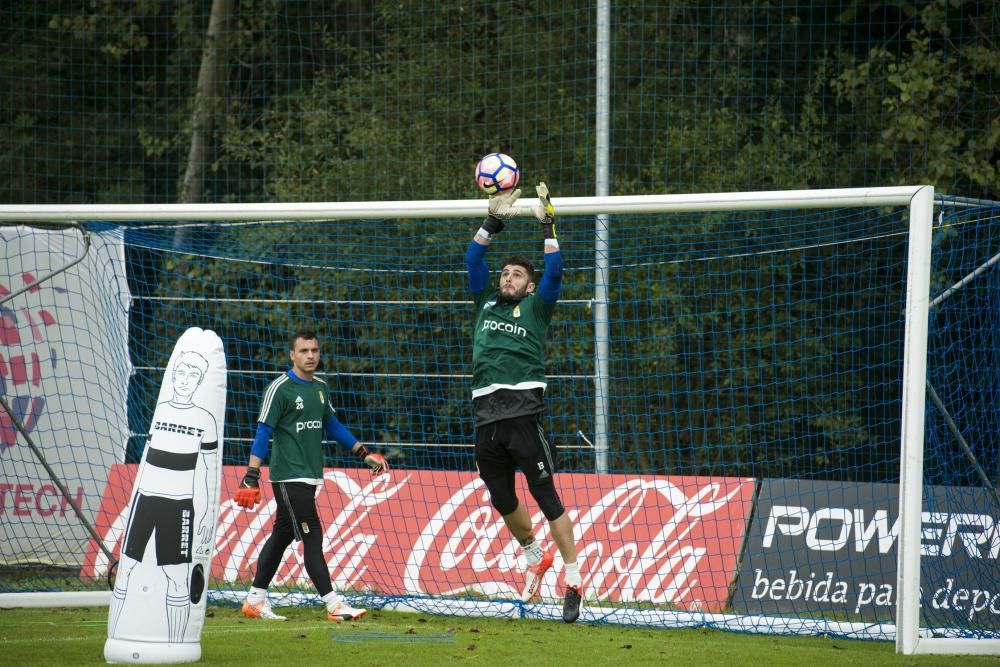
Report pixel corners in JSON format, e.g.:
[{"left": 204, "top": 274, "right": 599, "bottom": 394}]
[{"left": 3, "top": 1, "right": 996, "bottom": 203}]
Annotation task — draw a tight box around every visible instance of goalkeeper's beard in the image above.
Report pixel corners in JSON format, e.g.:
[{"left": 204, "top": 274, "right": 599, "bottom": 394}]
[{"left": 499, "top": 284, "right": 530, "bottom": 302}]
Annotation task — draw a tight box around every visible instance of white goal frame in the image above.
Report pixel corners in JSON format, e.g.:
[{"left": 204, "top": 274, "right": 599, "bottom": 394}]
[{"left": 5, "top": 185, "right": 995, "bottom": 655}]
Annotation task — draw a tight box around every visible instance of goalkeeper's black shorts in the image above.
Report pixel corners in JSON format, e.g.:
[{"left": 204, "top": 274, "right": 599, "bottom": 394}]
[
  {"left": 270, "top": 481, "right": 322, "bottom": 542},
  {"left": 474, "top": 412, "right": 556, "bottom": 484}
]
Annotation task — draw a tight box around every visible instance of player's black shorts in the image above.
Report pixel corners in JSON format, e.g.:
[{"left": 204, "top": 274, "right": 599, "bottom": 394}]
[
  {"left": 271, "top": 481, "right": 322, "bottom": 542},
  {"left": 123, "top": 493, "right": 195, "bottom": 565},
  {"left": 475, "top": 412, "right": 556, "bottom": 484}
]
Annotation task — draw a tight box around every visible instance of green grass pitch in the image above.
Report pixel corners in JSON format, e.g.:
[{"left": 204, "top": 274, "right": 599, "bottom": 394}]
[{"left": 3, "top": 606, "right": 998, "bottom": 666}]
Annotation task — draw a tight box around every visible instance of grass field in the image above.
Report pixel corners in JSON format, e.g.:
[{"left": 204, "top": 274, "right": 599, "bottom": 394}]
[{"left": 3, "top": 605, "right": 1000, "bottom": 666}]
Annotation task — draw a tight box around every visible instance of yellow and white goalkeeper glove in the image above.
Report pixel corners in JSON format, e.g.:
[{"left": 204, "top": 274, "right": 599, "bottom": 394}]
[
  {"left": 482, "top": 187, "right": 522, "bottom": 236},
  {"left": 534, "top": 182, "right": 556, "bottom": 240}
]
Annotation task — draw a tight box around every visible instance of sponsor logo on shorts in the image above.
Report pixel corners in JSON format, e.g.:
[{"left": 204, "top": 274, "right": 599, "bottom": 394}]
[{"left": 180, "top": 507, "right": 192, "bottom": 558}]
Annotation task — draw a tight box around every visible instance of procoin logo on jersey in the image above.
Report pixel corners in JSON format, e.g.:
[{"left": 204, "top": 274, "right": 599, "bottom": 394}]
[
  {"left": 295, "top": 395, "right": 304, "bottom": 410},
  {"left": 296, "top": 420, "right": 322, "bottom": 433},
  {"left": 481, "top": 318, "right": 527, "bottom": 338}
]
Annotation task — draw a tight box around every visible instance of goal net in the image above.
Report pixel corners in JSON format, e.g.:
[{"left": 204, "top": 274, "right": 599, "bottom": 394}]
[{"left": 3, "top": 187, "right": 999, "bottom": 654}]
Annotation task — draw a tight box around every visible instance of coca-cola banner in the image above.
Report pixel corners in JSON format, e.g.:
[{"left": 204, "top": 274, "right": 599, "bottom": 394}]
[{"left": 83, "top": 466, "right": 754, "bottom": 611}]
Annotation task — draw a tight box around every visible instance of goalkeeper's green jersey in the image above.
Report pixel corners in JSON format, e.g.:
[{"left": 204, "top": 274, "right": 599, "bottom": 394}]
[
  {"left": 258, "top": 372, "right": 335, "bottom": 483},
  {"left": 471, "top": 288, "right": 555, "bottom": 424}
]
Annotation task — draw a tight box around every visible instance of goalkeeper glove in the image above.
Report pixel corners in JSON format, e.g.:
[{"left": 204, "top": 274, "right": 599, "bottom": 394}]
[
  {"left": 234, "top": 467, "right": 262, "bottom": 509},
  {"left": 534, "top": 182, "right": 556, "bottom": 240},
  {"left": 482, "top": 188, "right": 522, "bottom": 236},
  {"left": 354, "top": 444, "right": 390, "bottom": 476}
]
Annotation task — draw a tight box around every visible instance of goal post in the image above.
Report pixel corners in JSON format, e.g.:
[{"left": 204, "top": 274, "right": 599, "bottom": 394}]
[
  {"left": 4, "top": 186, "right": 1000, "bottom": 654},
  {"left": 0, "top": 186, "right": 931, "bottom": 221},
  {"left": 897, "top": 191, "right": 1000, "bottom": 655},
  {"left": 896, "top": 184, "right": 934, "bottom": 654}
]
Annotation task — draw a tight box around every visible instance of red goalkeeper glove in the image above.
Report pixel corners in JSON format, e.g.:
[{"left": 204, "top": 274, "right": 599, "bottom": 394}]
[
  {"left": 234, "top": 467, "right": 262, "bottom": 509},
  {"left": 354, "top": 444, "right": 390, "bottom": 476}
]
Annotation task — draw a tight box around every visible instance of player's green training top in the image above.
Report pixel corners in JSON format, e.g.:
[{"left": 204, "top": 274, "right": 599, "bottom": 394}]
[
  {"left": 257, "top": 373, "right": 336, "bottom": 483},
  {"left": 470, "top": 287, "right": 556, "bottom": 425},
  {"left": 466, "top": 239, "right": 563, "bottom": 426}
]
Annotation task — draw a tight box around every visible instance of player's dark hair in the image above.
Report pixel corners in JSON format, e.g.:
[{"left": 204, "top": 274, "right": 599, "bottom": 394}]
[
  {"left": 500, "top": 254, "right": 536, "bottom": 282},
  {"left": 289, "top": 329, "right": 318, "bottom": 351}
]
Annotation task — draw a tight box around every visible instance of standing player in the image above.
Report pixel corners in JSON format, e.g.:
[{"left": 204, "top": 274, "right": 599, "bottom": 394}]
[
  {"left": 234, "top": 330, "right": 389, "bottom": 621},
  {"left": 465, "top": 182, "right": 583, "bottom": 623}
]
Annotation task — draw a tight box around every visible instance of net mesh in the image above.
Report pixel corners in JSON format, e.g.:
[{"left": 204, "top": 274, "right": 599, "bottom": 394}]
[
  {"left": 6, "top": 197, "right": 999, "bottom": 642},
  {"left": 3, "top": 0, "right": 1000, "bottom": 646}
]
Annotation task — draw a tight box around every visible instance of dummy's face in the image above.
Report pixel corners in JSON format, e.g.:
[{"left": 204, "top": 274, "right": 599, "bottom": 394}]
[{"left": 172, "top": 363, "right": 203, "bottom": 398}]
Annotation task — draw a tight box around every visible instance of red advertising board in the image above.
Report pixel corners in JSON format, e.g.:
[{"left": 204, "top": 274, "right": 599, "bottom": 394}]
[{"left": 82, "top": 465, "right": 754, "bottom": 611}]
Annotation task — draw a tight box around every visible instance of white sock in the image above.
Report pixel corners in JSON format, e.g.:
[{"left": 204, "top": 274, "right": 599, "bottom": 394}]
[
  {"left": 247, "top": 586, "right": 268, "bottom": 602},
  {"left": 564, "top": 561, "right": 581, "bottom": 587},
  {"left": 523, "top": 539, "right": 543, "bottom": 566},
  {"left": 322, "top": 591, "right": 343, "bottom": 611}
]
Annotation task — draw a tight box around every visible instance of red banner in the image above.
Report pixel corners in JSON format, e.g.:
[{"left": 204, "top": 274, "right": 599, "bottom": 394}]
[{"left": 82, "top": 465, "right": 754, "bottom": 611}]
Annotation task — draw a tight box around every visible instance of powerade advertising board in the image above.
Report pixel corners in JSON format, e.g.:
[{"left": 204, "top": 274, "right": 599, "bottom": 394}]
[{"left": 732, "top": 479, "right": 1000, "bottom": 631}]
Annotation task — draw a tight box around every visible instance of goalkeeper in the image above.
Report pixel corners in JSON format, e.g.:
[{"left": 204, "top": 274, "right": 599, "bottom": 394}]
[
  {"left": 234, "top": 329, "right": 388, "bottom": 622},
  {"left": 465, "top": 182, "right": 582, "bottom": 623}
]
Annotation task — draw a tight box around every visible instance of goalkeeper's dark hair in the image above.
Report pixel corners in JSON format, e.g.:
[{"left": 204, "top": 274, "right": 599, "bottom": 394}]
[
  {"left": 289, "top": 329, "right": 319, "bottom": 351},
  {"left": 500, "top": 254, "right": 536, "bottom": 281}
]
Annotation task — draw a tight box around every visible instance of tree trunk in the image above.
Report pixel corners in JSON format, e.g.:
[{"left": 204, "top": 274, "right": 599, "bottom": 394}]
[{"left": 175, "top": 0, "right": 233, "bottom": 247}]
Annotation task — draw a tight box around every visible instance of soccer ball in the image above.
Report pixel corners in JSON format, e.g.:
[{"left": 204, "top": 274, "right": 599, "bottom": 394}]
[{"left": 475, "top": 153, "right": 519, "bottom": 195}]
